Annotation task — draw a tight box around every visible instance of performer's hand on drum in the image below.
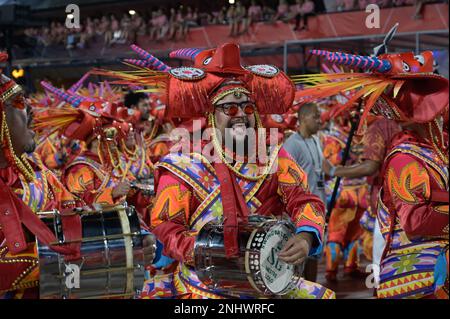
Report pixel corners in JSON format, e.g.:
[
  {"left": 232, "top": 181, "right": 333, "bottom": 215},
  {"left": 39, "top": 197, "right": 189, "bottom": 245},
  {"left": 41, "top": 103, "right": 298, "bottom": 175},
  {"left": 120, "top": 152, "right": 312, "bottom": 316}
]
[
  {"left": 143, "top": 233, "right": 157, "bottom": 266},
  {"left": 278, "top": 232, "right": 313, "bottom": 265},
  {"left": 112, "top": 181, "right": 131, "bottom": 199}
]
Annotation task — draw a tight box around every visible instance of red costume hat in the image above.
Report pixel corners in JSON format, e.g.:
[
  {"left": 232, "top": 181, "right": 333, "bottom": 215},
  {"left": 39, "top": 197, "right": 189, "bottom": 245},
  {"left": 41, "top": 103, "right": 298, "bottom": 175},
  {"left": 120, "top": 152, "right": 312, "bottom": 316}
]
[
  {"left": 34, "top": 81, "right": 129, "bottom": 144},
  {"left": 96, "top": 43, "right": 295, "bottom": 119},
  {"left": 295, "top": 49, "right": 448, "bottom": 131}
]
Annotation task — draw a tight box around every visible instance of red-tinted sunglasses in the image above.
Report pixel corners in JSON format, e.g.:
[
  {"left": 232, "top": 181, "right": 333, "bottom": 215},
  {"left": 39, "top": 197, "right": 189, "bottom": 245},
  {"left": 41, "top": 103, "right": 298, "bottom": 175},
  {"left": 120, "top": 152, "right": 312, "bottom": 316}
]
[{"left": 215, "top": 101, "right": 256, "bottom": 116}]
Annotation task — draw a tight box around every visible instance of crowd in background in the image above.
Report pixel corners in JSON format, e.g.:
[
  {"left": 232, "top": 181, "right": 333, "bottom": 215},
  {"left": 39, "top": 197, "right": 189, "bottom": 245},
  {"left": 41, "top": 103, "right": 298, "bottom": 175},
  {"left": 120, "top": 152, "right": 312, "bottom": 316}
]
[{"left": 5, "top": 0, "right": 446, "bottom": 56}]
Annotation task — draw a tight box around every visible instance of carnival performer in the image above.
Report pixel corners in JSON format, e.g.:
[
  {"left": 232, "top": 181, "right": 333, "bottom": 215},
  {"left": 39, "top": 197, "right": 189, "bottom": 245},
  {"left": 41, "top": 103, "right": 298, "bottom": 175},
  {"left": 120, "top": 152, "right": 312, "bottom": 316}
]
[
  {"left": 0, "top": 53, "right": 81, "bottom": 298},
  {"left": 34, "top": 81, "right": 137, "bottom": 207},
  {"left": 317, "top": 107, "right": 369, "bottom": 282},
  {"left": 98, "top": 43, "right": 335, "bottom": 299},
  {"left": 323, "top": 115, "right": 401, "bottom": 281},
  {"left": 296, "top": 47, "right": 449, "bottom": 299}
]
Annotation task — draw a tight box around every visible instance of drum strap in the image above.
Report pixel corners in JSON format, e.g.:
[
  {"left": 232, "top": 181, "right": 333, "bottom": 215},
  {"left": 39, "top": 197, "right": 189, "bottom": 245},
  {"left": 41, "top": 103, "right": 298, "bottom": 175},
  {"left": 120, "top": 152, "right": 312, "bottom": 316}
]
[
  {"left": 214, "top": 163, "right": 249, "bottom": 259},
  {"left": 0, "top": 178, "right": 80, "bottom": 260}
]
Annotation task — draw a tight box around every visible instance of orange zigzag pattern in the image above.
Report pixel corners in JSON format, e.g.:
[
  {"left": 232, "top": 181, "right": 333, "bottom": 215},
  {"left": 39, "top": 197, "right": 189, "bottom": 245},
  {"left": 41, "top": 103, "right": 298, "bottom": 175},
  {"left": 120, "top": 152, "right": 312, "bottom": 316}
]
[
  {"left": 388, "top": 162, "right": 430, "bottom": 204},
  {"left": 151, "top": 184, "right": 191, "bottom": 228}
]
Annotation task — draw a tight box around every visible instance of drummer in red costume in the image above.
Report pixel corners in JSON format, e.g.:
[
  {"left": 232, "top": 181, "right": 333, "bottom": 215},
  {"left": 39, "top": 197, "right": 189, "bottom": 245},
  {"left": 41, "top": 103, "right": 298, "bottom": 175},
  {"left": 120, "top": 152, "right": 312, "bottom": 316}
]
[
  {"left": 0, "top": 53, "right": 81, "bottom": 298},
  {"left": 99, "top": 43, "right": 335, "bottom": 299},
  {"left": 297, "top": 47, "right": 449, "bottom": 299}
]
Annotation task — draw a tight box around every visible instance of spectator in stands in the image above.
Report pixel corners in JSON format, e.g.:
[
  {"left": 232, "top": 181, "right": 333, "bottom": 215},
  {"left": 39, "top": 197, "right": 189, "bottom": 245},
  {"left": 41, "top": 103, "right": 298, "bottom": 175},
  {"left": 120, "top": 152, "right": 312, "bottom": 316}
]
[
  {"left": 119, "top": 13, "right": 132, "bottom": 43},
  {"left": 227, "top": 4, "right": 238, "bottom": 36},
  {"left": 50, "top": 21, "right": 64, "bottom": 45},
  {"left": 156, "top": 9, "right": 169, "bottom": 42},
  {"left": 167, "top": 7, "right": 179, "bottom": 41},
  {"left": 150, "top": 9, "right": 164, "bottom": 41},
  {"left": 134, "top": 12, "right": 146, "bottom": 36},
  {"left": 247, "top": 0, "right": 263, "bottom": 32},
  {"left": 84, "top": 17, "right": 97, "bottom": 42},
  {"left": 148, "top": 11, "right": 159, "bottom": 41},
  {"left": 177, "top": 7, "right": 188, "bottom": 40},
  {"left": 272, "top": 0, "right": 290, "bottom": 22},
  {"left": 293, "top": 0, "right": 315, "bottom": 31},
  {"left": 103, "top": 15, "right": 116, "bottom": 46},
  {"left": 183, "top": 6, "right": 199, "bottom": 38},
  {"left": 97, "top": 16, "right": 109, "bottom": 39},
  {"left": 130, "top": 12, "right": 145, "bottom": 44},
  {"left": 38, "top": 27, "right": 52, "bottom": 48},
  {"left": 105, "top": 13, "right": 127, "bottom": 45},
  {"left": 235, "top": 1, "right": 249, "bottom": 35},
  {"left": 248, "top": 0, "right": 263, "bottom": 22},
  {"left": 66, "top": 28, "right": 78, "bottom": 50}
]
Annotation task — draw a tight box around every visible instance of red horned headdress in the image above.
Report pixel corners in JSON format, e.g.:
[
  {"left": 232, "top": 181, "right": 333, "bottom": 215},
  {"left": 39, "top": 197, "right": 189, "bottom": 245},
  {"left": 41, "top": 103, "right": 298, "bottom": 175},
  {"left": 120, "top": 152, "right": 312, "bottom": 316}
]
[
  {"left": 33, "top": 80, "right": 129, "bottom": 145},
  {"left": 294, "top": 48, "right": 448, "bottom": 131},
  {"left": 94, "top": 43, "right": 295, "bottom": 119},
  {"left": 294, "top": 24, "right": 449, "bottom": 164}
]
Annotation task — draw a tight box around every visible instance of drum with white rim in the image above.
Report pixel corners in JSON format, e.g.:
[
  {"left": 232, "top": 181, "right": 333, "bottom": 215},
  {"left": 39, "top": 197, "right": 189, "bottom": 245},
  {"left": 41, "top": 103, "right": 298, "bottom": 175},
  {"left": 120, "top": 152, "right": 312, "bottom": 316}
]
[
  {"left": 37, "top": 204, "right": 146, "bottom": 299},
  {"left": 194, "top": 216, "right": 302, "bottom": 297}
]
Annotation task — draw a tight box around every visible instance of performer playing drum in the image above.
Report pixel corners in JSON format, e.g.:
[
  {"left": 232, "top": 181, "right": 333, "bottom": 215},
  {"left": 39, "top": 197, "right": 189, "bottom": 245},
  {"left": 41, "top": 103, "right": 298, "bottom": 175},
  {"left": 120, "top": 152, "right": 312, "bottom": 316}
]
[
  {"left": 99, "top": 43, "right": 335, "bottom": 299},
  {"left": 0, "top": 53, "right": 156, "bottom": 299}
]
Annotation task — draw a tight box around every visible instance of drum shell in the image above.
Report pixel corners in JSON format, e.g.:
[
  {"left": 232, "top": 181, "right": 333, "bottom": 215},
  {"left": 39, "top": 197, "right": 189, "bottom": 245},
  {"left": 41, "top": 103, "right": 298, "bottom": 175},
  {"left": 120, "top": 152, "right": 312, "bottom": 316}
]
[
  {"left": 194, "top": 218, "right": 299, "bottom": 297},
  {"left": 195, "top": 223, "right": 258, "bottom": 296},
  {"left": 37, "top": 206, "right": 145, "bottom": 299}
]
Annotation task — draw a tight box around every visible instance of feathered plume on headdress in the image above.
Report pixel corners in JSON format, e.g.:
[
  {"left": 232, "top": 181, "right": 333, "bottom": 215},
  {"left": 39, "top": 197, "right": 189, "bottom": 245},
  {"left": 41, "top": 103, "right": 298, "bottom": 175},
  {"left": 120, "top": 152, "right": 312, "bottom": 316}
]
[
  {"left": 34, "top": 80, "right": 128, "bottom": 142},
  {"left": 93, "top": 43, "right": 296, "bottom": 118},
  {"left": 293, "top": 24, "right": 448, "bottom": 131},
  {"left": 122, "top": 44, "right": 172, "bottom": 72}
]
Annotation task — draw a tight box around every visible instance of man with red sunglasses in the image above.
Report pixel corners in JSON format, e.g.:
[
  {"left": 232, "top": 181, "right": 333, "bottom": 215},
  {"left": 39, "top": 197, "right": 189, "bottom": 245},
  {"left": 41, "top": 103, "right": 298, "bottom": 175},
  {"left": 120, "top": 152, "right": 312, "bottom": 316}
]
[{"left": 105, "top": 43, "right": 335, "bottom": 299}]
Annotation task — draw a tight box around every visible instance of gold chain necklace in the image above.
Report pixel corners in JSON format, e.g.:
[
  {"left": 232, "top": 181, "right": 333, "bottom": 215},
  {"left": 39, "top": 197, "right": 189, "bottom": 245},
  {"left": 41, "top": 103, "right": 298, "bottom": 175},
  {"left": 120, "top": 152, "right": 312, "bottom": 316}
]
[
  {"left": 97, "top": 141, "right": 124, "bottom": 176},
  {"left": 208, "top": 112, "right": 279, "bottom": 181},
  {"left": 144, "top": 122, "right": 159, "bottom": 146},
  {"left": 1, "top": 113, "right": 36, "bottom": 182},
  {"left": 121, "top": 140, "right": 138, "bottom": 161}
]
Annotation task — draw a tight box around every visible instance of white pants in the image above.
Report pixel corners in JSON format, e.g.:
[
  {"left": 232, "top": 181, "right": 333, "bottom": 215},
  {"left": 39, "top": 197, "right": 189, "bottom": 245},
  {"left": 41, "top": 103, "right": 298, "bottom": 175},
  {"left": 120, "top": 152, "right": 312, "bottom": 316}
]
[{"left": 372, "top": 219, "right": 386, "bottom": 282}]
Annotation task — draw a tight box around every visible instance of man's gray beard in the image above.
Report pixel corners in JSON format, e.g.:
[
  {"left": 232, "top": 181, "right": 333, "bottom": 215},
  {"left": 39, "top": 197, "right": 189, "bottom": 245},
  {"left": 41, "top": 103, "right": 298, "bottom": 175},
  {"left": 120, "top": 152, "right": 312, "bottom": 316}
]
[{"left": 224, "top": 129, "right": 257, "bottom": 162}]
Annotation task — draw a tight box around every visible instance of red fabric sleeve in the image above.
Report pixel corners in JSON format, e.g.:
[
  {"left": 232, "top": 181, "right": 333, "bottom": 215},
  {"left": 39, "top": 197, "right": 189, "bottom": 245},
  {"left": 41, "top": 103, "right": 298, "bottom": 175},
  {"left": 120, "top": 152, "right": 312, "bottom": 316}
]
[
  {"left": 150, "top": 171, "right": 196, "bottom": 264},
  {"left": 386, "top": 153, "right": 448, "bottom": 239}
]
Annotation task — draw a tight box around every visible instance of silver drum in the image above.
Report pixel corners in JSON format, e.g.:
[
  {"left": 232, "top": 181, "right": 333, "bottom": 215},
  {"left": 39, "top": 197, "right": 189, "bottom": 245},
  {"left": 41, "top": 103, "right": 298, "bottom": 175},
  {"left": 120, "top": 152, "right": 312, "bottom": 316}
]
[
  {"left": 37, "top": 205, "right": 145, "bottom": 299},
  {"left": 194, "top": 216, "right": 301, "bottom": 297}
]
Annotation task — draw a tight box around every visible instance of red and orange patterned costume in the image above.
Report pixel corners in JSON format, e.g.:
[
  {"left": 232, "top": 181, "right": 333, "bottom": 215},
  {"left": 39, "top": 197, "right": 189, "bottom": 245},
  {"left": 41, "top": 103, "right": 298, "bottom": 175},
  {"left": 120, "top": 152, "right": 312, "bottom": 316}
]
[
  {"left": 297, "top": 46, "right": 449, "bottom": 298},
  {"left": 322, "top": 122, "right": 369, "bottom": 280},
  {"left": 100, "top": 43, "right": 335, "bottom": 299},
  {"left": 0, "top": 53, "right": 79, "bottom": 298}
]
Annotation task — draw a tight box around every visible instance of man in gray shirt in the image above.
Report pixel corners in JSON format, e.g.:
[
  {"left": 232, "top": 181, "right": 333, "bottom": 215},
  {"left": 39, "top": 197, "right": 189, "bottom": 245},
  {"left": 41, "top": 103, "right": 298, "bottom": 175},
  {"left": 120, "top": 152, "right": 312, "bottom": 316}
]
[{"left": 284, "top": 103, "right": 327, "bottom": 203}]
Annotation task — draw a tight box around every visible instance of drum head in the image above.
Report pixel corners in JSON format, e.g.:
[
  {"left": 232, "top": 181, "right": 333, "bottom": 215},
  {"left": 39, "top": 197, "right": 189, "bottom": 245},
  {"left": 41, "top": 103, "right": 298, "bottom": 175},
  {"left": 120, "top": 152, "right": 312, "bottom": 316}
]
[{"left": 259, "top": 223, "right": 295, "bottom": 295}]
